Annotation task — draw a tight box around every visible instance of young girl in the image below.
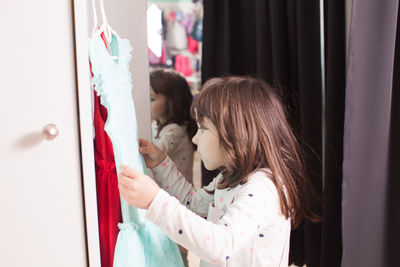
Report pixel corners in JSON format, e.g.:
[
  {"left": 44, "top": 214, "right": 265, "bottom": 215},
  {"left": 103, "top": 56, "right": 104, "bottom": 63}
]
[
  {"left": 118, "top": 76, "right": 320, "bottom": 266},
  {"left": 149, "top": 69, "right": 197, "bottom": 265},
  {"left": 149, "top": 69, "right": 197, "bottom": 183}
]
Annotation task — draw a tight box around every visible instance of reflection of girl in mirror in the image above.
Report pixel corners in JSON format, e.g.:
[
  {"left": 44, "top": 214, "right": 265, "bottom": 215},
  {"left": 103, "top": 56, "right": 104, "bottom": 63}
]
[
  {"left": 119, "top": 76, "right": 321, "bottom": 267},
  {"left": 149, "top": 69, "right": 197, "bottom": 184},
  {"left": 149, "top": 69, "right": 197, "bottom": 266}
]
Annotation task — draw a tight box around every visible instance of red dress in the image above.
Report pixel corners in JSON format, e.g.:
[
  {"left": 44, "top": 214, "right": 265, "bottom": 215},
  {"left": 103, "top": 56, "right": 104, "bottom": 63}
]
[{"left": 91, "top": 32, "right": 122, "bottom": 267}]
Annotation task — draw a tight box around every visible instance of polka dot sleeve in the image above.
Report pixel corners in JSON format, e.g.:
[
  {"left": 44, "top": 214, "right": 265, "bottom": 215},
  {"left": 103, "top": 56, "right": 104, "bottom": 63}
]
[
  {"left": 152, "top": 123, "right": 183, "bottom": 155},
  {"left": 151, "top": 156, "right": 215, "bottom": 217}
]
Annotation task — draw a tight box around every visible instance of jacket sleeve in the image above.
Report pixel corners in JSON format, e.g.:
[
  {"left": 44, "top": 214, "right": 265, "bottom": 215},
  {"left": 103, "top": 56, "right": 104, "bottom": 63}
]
[
  {"left": 145, "top": 172, "right": 281, "bottom": 265},
  {"left": 151, "top": 156, "right": 218, "bottom": 217}
]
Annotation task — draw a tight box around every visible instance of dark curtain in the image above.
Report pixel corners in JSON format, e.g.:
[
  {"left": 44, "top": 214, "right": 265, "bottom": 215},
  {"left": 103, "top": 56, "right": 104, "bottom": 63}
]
[
  {"left": 342, "top": 0, "right": 400, "bottom": 266},
  {"left": 202, "top": 0, "right": 346, "bottom": 266},
  {"left": 321, "top": 0, "right": 346, "bottom": 266},
  {"left": 388, "top": 13, "right": 400, "bottom": 265}
]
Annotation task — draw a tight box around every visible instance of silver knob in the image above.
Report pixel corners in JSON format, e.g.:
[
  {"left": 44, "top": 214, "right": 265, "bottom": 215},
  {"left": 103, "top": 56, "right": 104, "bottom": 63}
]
[{"left": 42, "top": 124, "right": 59, "bottom": 140}]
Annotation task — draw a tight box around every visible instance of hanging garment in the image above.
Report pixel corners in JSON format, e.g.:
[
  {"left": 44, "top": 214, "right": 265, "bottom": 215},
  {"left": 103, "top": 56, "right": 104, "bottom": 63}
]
[
  {"left": 166, "top": 21, "right": 188, "bottom": 51},
  {"left": 89, "top": 29, "right": 184, "bottom": 267},
  {"left": 93, "top": 89, "right": 122, "bottom": 267},
  {"left": 187, "top": 36, "right": 198, "bottom": 54},
  {"left": 175, "top": 55, "right": 193, "bottom": 77},
  {"left": 168, "top": 11, "right": 176, "bottom": 23},
  {"left": 190, "top": 18, "right": 203, "bottom": 42},
  {"left": 181, "top": 13, "right": 195, "bottom": 34},
  {"left": 161, "top": 43, "right": 168, "bottom": 65},
  {"left": 148, "top": 48, "right": 161, "bottom": 65},
  {"left": 91, "top": 32, "right": 122, "bottom": 267}
]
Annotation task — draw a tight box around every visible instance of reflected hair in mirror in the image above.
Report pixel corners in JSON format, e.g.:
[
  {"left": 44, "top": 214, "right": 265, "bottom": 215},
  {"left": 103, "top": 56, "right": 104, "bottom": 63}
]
[{"left": 149, "top": 69, "right": 197, "bottom": 141}]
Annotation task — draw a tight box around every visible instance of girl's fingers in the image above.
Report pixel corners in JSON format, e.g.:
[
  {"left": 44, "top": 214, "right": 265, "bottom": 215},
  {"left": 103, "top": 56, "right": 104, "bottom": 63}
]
[
  {"left": 118, "top": 173, "right": 134, "bottom": 189},
  {"left": 138, "top": 139, "right": 148, "bottom": 153},
  {"left": 139, "top": 138, "right": 150, "bottom": 147},
  {"left": 139, "top": 145, "right": 149, "bottom": 154},
  {"left": 120, "top": 165, "right": 142, "bottom": 178},
  {"left": 118, "top": 182, "right": 128, "bottom": 194},
  {"left": 118, "top": 186, "right": 131, "bottom": 202},
  {"left": 119, "top": 165, "right": 131, "bottom": 175}
]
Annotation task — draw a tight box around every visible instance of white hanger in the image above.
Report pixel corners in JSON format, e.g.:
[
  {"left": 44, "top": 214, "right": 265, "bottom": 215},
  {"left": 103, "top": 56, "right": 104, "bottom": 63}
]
[
  {"left": 99, "top": 0, "right": 116, "bottom": 44},
  {"left": 90, "top": 0, "right": 118, "bottom": 60},
  {"left": 90, "top": 0, "right": 98, "bottom": 37}
]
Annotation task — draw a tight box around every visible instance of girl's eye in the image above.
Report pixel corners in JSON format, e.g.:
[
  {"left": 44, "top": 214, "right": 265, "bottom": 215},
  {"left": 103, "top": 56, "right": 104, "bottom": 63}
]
[{"left": 150, "top": 97, "right": 155, "bottom": 102}]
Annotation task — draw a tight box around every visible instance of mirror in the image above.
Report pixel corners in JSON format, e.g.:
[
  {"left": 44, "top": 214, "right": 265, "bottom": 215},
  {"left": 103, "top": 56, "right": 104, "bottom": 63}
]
[
  {"left": 146, "top": 1, "right": 204, "bottom": 266},
  {"left": 82, "top": 0, "right": 204, "bottom": 266},
  {"left": 83, "top": 0, "right": 154, "bottom": 266},
  {"left": 147, "top": 0, "right": 203, "bottom": 93}
]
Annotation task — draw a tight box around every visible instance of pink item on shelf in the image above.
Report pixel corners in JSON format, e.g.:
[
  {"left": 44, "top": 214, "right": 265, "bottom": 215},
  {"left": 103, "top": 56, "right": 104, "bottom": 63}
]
[
  {"left": 174, "top": 54, "right": 193, "bottom": 77},
  {"left": 187, "top": 36, "right": 198, "bottom": 54},
  {"left": 175, "top": 10, "right": 183, "bottom": 22},
  {"left": 190, "top": 56, "right": 199, "bottom": 72},
  {"left": 181, "top": 13, "right": 195, "bottom": 34},
  {"left": 161, "top": 43, "right": 167, "bottom": 65},
  {"left": 168, "top": 11, "right": 176, "bottom": 22},
  {"left": 148, "top": 48, "right": 161, "bottom": 65}
]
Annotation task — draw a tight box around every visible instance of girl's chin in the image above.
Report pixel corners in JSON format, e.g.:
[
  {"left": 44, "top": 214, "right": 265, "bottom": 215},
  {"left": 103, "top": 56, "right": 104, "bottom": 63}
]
[
  {"left": 199, "top": 154, "right": 223, "bottom": 171},
  {"left": 202, "top": 162, "right": 219, "bottom": 171}
]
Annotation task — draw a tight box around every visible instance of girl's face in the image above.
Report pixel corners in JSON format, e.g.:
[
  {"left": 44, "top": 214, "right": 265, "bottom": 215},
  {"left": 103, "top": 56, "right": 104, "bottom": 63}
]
[
  {"left": 192, "top": 116, "right": 227, "bottom": 170},
  {"left": 150, "top": 87, "right": 167, "bottom": 122}
]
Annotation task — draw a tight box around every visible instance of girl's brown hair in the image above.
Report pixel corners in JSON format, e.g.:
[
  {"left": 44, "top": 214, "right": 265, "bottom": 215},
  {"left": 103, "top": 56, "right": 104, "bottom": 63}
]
[
  {"left": 150, "top": 69, "right": 197, "bottom": 140},
  {"left": 191, "top": 76, "right": 320, "bottom": 228}
]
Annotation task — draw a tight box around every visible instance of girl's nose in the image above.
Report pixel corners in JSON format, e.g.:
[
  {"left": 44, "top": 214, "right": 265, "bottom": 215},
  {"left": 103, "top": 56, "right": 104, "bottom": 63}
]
[{"left": 192, "top": 131, "right": 199, "bottom": 145}]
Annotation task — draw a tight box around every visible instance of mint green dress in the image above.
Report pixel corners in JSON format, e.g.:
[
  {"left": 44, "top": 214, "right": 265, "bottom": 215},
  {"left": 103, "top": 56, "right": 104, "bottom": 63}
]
[{"left": 89, "top": 29, "right": 184, "bottom": 267}]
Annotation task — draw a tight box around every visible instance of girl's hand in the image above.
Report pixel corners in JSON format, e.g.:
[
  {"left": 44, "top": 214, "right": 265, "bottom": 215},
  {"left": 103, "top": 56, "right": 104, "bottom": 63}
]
[
  {"left": 118, "top": 165, "right": 160, "bottom": 209},
  {"left": 139, "top": 138, "right": 166, "bottom": 168}
]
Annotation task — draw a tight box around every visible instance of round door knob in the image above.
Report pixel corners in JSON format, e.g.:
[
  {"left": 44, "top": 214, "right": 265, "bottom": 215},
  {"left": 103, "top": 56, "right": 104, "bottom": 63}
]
[{"left": 42, "top": 124, "right": 59, "bottom": 140}]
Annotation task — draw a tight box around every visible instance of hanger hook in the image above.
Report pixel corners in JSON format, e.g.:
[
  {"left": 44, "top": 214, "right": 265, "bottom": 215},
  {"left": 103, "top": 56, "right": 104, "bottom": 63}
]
[
  {"left": 91, "top": 0, "right": 98, "bottom": 37},
  {"left": 99, "top": 0, "right": 112, "bottom": 42}
]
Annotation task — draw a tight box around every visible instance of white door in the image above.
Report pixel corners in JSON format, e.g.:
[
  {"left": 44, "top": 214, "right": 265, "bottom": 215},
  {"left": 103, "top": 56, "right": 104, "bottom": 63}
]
[{"left": 0, "top": 0, "right": 88, "bottom": 266}]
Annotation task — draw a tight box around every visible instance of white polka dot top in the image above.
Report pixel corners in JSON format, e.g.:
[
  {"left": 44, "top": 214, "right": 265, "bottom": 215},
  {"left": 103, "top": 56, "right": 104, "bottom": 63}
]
[
  {"left": 146, "top": 156, "right": 291, "bottom": 267},
  {"left": 152, "top": 121, "right": 195, "bottom": 183}
]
